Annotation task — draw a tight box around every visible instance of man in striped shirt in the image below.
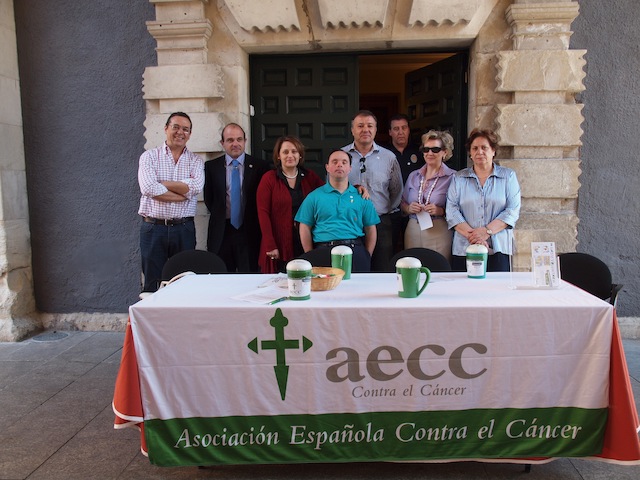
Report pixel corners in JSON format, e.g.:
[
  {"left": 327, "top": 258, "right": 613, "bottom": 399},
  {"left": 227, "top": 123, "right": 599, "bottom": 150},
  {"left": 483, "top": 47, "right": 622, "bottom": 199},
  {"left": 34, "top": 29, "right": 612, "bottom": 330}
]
[
  {"left": 343, "top": 110, "right": 403, "bottom": 272},
  {"left": 138, "top": 112, "right": 204, "bottom": 291}
]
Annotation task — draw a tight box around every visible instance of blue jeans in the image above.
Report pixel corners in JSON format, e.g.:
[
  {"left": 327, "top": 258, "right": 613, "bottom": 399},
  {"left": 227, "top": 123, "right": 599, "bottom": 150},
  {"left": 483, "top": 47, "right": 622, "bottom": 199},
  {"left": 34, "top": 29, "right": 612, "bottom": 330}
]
[{"left": 140, "top": 219, "right": 196, "bottom": 291}]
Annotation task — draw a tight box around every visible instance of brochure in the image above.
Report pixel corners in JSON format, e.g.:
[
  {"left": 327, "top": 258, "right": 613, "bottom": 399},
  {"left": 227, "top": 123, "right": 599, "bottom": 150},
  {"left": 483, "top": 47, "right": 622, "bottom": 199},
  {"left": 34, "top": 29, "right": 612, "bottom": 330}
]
[{"left": 531, "top": 242, "right": 560, "bottom": 288}]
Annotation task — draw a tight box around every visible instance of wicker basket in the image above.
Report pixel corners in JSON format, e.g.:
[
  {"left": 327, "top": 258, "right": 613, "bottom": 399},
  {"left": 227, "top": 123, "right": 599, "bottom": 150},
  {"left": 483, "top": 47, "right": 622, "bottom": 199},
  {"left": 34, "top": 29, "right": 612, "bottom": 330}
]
[{"left": 311, "top": 267, "right": 344, "bottom": 291}]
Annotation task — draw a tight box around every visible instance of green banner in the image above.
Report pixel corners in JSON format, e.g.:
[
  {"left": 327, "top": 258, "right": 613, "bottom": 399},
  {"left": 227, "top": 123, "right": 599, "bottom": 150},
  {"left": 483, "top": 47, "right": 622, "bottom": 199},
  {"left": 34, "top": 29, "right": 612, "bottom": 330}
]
[{"left": 145, "top": 407, "right": 607, "bottom": 466}]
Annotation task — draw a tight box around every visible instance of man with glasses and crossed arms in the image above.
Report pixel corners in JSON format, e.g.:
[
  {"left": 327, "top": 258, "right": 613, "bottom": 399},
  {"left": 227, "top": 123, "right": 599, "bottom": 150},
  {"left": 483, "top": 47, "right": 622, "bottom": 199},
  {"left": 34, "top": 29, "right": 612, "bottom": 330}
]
[
  {"left": 138, "top": 112, "right": 204, "bottom": 292},
  {"left": 342, "top": 110, "right": 403, "bottom": 271}
]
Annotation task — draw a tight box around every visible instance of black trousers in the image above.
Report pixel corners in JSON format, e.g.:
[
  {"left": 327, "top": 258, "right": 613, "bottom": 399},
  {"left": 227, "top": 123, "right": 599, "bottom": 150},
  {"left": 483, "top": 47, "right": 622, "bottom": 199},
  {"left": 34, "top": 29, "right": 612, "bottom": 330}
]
[
  {"left": 371, "top": 214, "right": 393, "bottom": 272},
  {"left": 314, "top": 244, "right": 372, "bottom": 272},
  {"left": 218, "top": 222, "right": 252, "bottom": 273}
]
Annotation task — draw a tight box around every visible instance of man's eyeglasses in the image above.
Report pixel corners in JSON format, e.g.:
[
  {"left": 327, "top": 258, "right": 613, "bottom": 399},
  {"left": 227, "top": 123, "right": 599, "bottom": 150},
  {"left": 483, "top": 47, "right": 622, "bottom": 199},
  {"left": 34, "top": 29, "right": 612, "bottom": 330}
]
[
  {"left": 169, "top": 124, "right": 192, "bottom": 134},
  {"left": 420, "top": 146, "right": 443, "bottom": 154},
  {"left": 359, "top": 158, "right": 366, "bottom": 173}
]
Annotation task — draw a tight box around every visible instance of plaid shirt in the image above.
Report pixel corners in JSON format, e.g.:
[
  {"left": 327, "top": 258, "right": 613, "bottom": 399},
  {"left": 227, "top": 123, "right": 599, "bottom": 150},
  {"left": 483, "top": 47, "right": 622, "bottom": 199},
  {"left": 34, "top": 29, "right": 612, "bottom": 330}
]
[{"left": 138, "top": 143, "right": 204, "bottom": 219}]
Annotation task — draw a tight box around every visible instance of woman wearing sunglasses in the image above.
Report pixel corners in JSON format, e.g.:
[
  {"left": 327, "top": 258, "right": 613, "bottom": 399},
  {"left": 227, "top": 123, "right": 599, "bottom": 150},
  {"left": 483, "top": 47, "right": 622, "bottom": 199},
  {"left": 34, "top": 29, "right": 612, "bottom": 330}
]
[
  {"left": 446, "top": 128, "right": 521, "bottom": 272},
  {"left": 400, "top": 130, "right": 456, "bottom": 262}
]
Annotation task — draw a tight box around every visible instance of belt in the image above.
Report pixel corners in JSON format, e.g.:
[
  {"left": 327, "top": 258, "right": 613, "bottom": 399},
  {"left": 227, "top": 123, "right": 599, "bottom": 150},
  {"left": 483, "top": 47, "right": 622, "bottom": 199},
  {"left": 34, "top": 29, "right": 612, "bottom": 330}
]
[
  {"left": 381, "top": 209, "right": 400, "bottom": 216},
  {"left": 315, "top": 238, "right": 362, "bottom": 248},
  {"left": 144, "top": 216, "right": 193, "bottom": 226}
]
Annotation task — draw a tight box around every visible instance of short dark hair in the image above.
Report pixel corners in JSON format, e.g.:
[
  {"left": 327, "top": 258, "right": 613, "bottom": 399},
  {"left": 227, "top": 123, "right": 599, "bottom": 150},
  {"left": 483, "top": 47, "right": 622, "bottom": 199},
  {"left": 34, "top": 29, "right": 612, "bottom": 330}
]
[
  {"left": 165, "top": 112, "right": 192, "bottom": 129},
  {"left": 326, "top": 149, "right": 352, "bottom": 165},
  {"left": 351, "top": 109, "right": 377, "bottom": 128},
  {"left": 272, "top": 136, "right": 306, "bottom": 167},
  {"left": 465, "top": 128, "right": 499, "bottom": 154},
  {"left": 221, "top": 123, "right": 246, "bottom": 142},
  {"left": 389, "top": 114, "right": 410, "bottom": 129}
]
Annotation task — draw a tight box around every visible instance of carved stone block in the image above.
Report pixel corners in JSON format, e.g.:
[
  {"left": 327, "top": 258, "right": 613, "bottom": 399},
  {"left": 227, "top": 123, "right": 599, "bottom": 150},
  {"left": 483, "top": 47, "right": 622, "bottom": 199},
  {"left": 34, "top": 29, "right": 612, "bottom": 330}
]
[
  {"left": 223, "top": 0, "right": 300, "bottom": 32},
  {"left": 143, "top": 64, "right": 224, "bottom": 100},
  {"left": 496, "top": 104, "right": 584, "bottom": 147},
  {"left": 317, "top": 0, "right": 389, "bottom": 28},
  {"left": 408, "top": 0, "right": 483, "bottom": 26},
  {"left": 501, "top": 159, "right": 580, "bottom": 198},
  {"left": 497, "top": 50, "right": 586, "bottom": 92}
]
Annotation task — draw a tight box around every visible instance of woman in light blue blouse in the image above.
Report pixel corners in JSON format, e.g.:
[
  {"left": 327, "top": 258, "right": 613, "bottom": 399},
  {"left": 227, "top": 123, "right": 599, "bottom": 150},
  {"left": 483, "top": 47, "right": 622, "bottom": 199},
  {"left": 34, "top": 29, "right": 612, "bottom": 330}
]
[{"left": 446, "top": 129, "right": 521, "bottom": 272}]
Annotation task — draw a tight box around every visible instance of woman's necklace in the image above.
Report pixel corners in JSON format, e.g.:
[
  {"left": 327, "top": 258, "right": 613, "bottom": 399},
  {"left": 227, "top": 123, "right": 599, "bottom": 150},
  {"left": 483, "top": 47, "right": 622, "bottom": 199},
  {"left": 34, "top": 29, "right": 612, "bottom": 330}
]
[
  {"left": 417, "top": 165, "right": 442, "bottom": 205},
  {"left": 282, "top": 168, "right": 299, "bottom": 179}
]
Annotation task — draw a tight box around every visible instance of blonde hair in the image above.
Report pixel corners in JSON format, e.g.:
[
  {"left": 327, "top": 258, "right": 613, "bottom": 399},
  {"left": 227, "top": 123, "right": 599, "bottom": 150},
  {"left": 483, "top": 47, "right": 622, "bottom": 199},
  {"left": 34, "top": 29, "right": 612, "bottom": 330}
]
[{"left": 420, "top": 130, "right": 454, "bottom": 161}]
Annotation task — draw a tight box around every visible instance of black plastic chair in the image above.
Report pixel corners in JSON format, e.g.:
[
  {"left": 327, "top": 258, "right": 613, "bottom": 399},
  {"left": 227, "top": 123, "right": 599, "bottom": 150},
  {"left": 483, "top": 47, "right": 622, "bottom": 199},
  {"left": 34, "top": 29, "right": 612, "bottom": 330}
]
[
  {"left": 388, "top": 248, "right": 452, "bottom": 273},
  {"left": 161, "top": 249, "right": 227, "bottom": 280},
  {"left": 558, "top": 252, "right": 623, "bottom": 306},
  {"left": 297, "top": 248, "right": 332, "bottom": 267}
]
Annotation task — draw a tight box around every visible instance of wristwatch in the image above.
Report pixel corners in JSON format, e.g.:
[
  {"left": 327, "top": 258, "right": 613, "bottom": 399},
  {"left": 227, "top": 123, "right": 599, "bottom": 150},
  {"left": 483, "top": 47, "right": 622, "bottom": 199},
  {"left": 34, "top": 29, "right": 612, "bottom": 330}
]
[{"left": 486, "top": 227, "right": 494, "bottom": 236}]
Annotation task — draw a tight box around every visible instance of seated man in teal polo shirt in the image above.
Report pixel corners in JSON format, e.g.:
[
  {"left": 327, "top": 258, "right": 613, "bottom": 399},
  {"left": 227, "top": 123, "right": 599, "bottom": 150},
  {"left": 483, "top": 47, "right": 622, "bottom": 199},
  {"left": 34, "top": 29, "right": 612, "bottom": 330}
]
[{"left": 295, "top": 149, "right": 380, "bottom": 272}]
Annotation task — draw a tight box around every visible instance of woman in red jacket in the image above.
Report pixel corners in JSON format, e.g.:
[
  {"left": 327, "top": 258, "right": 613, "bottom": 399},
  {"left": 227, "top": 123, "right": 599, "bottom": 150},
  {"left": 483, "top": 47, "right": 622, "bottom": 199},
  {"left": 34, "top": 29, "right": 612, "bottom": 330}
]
[{"left": 257, "top": 136, "right": 324, "bottom": 273}]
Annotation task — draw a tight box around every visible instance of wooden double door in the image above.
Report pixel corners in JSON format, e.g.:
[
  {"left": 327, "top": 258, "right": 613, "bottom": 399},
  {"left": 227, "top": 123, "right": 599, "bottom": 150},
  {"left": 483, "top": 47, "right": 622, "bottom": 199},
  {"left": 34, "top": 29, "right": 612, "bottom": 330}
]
[{"left": 250, "top": 52, "right": 468, "bottom": 175}]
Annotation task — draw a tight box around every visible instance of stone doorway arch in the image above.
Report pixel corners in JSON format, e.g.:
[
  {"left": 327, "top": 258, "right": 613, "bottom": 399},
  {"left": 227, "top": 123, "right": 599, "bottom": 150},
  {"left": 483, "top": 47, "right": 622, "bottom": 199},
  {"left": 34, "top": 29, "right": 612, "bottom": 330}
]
[{"left": 143, "top": 0, "right": 585, "bottom": 268}]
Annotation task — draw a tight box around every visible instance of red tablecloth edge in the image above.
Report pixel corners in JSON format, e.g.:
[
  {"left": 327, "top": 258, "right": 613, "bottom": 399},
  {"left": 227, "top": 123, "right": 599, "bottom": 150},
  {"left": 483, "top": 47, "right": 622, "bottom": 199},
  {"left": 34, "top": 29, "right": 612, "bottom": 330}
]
[
  {"left": 112, "top": 321, "right": 148, "bottom": 454},
  {"left": 595, "top": 312, "right": 640, "bottom": 462}
]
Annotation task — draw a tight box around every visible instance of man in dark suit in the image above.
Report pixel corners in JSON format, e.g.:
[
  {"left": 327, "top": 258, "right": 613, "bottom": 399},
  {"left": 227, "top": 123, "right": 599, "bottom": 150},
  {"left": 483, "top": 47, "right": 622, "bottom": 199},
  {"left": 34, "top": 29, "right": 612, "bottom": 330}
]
[{"left": 204, "top": 123, "right": 269, "bottom": 272}]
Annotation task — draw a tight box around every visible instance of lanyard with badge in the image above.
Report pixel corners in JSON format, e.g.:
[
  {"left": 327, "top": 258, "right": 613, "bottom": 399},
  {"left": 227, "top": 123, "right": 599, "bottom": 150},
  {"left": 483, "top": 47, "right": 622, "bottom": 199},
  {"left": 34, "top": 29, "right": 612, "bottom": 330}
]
[{"left": 415, "top": 168, "right": 441, "bottom": 230}]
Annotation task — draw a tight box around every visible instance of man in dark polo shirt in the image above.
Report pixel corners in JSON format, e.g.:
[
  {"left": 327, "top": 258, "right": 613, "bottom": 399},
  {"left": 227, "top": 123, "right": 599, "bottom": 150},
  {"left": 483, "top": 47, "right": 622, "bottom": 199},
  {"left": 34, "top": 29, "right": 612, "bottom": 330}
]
[
  {"left": 386, "top": 114, "right": 424, "bottom": 183},
  {"left": 385, "top": 114, "right": 424, "bottom": 253}
]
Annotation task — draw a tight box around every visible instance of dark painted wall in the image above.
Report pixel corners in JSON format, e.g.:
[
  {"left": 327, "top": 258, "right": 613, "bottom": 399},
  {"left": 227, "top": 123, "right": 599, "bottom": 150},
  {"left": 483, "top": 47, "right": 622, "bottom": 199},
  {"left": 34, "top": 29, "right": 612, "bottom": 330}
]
[
  {"left": 14, "top": 0, "right": 156, "bottom": 312},
  {"left": 571, "top": 1, "right": 640, "bottom": 316}
]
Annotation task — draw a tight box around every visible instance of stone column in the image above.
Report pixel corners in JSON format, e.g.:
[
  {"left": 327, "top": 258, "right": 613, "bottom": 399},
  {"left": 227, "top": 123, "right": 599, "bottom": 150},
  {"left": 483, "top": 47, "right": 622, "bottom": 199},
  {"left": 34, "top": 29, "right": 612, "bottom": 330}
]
[
  {"left": 144, "top": 0, "right": 226, "bottom": 248},
  {"left": 495, "top": 1, "right": 585, "bottom": 268},
  {"left": 0, "top": 0, "right": 37, "bottom": 341}
]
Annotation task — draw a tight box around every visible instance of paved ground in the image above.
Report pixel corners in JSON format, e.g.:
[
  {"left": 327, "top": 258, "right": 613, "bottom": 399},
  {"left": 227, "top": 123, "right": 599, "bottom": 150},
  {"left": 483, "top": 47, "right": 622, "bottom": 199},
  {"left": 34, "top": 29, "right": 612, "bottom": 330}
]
[{"left": 0, "top": 331, "right": 638, "bottom": 480}]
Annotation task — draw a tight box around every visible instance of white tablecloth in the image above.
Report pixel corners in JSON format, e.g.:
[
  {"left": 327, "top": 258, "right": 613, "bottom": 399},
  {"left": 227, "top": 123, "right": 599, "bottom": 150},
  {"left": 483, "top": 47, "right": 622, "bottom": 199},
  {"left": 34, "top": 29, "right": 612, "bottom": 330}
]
[{"left": 120, "top": 273, "right": 637, "bottom": 466}]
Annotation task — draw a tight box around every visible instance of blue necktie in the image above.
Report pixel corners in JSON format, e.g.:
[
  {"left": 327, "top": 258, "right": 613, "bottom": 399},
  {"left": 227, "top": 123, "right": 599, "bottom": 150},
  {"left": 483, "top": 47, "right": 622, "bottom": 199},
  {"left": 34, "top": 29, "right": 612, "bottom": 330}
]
[{"left": 230, "top": 159, "right": 242, "bottom": 229}]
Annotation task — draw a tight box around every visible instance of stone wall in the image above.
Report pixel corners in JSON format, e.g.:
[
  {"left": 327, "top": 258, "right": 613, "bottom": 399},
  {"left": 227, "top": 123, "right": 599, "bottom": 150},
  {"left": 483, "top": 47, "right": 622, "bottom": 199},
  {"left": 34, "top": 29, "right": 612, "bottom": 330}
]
[
  {"left": 0, "top": 0, "right": 36, "bottom": 341},
  {"left": 497, "top": 2, "right": 585, "bottom": 269}
]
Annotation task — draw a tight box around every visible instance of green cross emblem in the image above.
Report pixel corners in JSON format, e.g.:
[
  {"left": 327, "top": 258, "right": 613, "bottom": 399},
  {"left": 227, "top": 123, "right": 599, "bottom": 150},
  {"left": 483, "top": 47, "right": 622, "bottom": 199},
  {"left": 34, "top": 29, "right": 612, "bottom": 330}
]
[{"left": 248, "top": 308, "right": 313, "bottom": 401}]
